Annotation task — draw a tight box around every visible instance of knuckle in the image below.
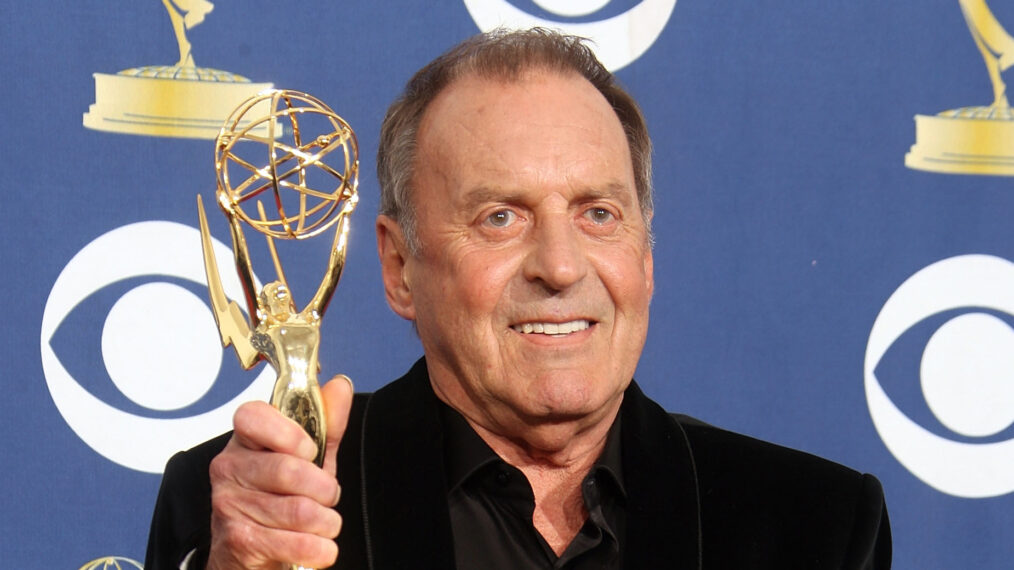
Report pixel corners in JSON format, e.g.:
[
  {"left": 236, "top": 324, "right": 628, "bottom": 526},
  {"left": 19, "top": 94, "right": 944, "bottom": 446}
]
[
  {"left": 284, "top": 495, "right": 318, "bottom": 529},
  {"left": 232, "top": 403, "right": 257, "bottom": 433},
  {"left": 210, "top": 489, "right": 229, "bottom": 515},
  {"left": 218, "top": 519, "right": 257, "bottom": 558},
  {"left": 272, "top": 454, "right": 304, "bottom": 490},
  {"left": 210, "top": 485, "right": 241, "bottom": 518},
  {"left": 208, "top": 451, "right": 234, "bottom": 482}
]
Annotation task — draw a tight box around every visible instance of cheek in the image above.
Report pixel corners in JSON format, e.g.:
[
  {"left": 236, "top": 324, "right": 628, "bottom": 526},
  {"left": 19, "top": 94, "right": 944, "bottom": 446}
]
[
  {"left": 596, "top": 248, "right": 653, "bottom": 308},
  {"left": 452, "top": 249, "right": 522, "bottom": 312}
]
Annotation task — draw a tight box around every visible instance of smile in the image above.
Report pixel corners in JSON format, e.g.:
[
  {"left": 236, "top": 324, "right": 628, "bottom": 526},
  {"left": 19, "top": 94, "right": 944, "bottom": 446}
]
[{"left": 511, "top": 319, "right": 591, "bottom": 335}]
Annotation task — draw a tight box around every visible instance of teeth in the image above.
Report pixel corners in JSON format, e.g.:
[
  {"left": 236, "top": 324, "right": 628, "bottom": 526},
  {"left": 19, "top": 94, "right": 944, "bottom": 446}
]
[{"left": 512, "top": 320, "right": 590, "bottom": 335}]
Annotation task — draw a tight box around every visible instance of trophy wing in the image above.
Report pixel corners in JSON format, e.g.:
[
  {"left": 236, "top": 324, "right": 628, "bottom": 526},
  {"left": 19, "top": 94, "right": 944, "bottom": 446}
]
[{"left": 197, "top": 195, "right": 260, "bottom": 369}]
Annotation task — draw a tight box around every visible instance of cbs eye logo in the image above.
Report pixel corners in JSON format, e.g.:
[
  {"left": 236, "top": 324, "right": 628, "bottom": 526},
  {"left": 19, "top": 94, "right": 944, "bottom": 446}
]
[
  {"left": 40, "top": 221, "right": 273, "bottom": 474},
  {"left": 463, "top": 0, "right": 677, "bottom": 71},
  {"left": 865, "top": 254, "right": 1014, "bottom": 498}
]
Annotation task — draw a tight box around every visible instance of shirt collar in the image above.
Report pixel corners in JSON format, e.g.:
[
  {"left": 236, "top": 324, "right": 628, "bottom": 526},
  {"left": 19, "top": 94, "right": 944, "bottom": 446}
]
[{"left": 440, "top": 401, "right": 626, "bottom": 498}]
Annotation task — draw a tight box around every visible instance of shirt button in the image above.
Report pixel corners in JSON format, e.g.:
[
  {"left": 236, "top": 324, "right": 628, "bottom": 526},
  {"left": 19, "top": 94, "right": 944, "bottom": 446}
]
[{"left": 496, "top": 470, "right": 510, "bottom": 486}]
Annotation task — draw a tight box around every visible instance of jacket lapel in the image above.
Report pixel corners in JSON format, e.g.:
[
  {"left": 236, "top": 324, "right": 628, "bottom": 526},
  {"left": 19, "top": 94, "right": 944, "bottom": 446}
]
[
  {"left": 359, "top": 359, "right": 456, "bottom": 569},
  {"left": 621, "top": 382, "right": 703, "bottom": 569}
]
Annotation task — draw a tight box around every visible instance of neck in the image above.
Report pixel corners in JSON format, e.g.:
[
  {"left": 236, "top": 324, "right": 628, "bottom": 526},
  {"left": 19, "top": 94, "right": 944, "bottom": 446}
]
[{"left": 463, "top": 403, "right": 620, "bottom": 556}]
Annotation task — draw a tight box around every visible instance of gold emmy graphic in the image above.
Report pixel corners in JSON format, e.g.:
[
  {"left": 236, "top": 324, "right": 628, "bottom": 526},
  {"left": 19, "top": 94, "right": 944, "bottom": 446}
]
[
  {"left": 78, "top": 557, "right": 143, "bottom": 570},
  {"left": 198, "top": 90, "right": 358, "bottom": 570},
  {"left": 83, "top": 0, "right": 273, "bottom": 139},
  {"left": 907, "top": 0, "right": 1014, "bottom": 175}
]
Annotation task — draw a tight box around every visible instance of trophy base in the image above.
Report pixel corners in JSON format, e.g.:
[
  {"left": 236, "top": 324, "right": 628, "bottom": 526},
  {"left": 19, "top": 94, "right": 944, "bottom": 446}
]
[
  {"left": 83, "top": 66, "right": 273, "bottom": 140},
  {"left": 905, "top": 107, "right": 1014, "bottom": 176}
]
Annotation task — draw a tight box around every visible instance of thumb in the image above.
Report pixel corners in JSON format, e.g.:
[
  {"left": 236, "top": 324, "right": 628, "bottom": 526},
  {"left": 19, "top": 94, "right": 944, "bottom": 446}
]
[{"left": 320, "top": 374, "right": 354, "bottom": 478}]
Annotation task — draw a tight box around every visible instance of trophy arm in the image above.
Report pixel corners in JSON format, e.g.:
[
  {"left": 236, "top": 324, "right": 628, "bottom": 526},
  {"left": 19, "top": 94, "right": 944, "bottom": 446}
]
[
  {"left": 198, "top": 195, "right": 261, "bottom": 369},
  {"left": 959, "top": 0, "right": 1014, "bottom": 106},
  {"left": 308, "top": 208, "right": 351, "bottom": 318}
]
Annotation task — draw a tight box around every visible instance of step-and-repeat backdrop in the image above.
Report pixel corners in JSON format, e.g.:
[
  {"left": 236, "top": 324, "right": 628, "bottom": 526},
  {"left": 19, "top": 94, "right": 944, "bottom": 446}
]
[{"left": 5, "top": 0, "right": 1014, "bottom": 567}]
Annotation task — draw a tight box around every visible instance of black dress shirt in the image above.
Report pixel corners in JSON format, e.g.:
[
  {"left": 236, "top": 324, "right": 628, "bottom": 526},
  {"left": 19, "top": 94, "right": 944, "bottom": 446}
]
[{"left": 441, "top": 403, "right": 626, "bottom": 569}]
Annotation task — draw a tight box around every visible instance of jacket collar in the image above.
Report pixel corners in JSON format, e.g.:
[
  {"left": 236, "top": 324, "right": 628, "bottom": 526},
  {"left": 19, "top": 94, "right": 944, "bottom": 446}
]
[
  {"left": 619, "top": 381, "right": 702, "bottom": 568},
  {"left": 359, "top": 358, "right": 456, "bottom": 569},
  {"left": 358, "top": 358, "right": 702, "bottom": 569}
]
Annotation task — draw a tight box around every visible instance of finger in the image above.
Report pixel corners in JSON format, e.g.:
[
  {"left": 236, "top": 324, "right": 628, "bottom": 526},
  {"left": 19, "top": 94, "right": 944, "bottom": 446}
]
[
  {"left": 211, "top": 444, "right": 339, "bottom": 508},
  {"left": 232, "top": 400, "right": 318, "bottom": 461},
  {"left": 321, "top": 374, "right": 354, "bottom": 480},
  {"left": 210, "top": 517, "right": 339, "bottom": 569},
  {"left": 214, "top": 485, "right": 342, "bottom": 539}
]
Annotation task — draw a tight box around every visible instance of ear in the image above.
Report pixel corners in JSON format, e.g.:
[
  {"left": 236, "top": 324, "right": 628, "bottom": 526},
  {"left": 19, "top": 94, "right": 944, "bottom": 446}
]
[
  {"left": 644, "top": 245, "right": 655, "bottom": 299},
  {"left": 643, "top": 212, "right": 655, "bottom": 299},
  {"left": 376, "top": 215, "right": 416, "bottom": 320}
]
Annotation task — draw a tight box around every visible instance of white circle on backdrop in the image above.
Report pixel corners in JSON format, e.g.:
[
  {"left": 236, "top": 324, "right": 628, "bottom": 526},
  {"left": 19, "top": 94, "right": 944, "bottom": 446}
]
[
  {"left": 463, "top": 0, "right": 678, "bottom": 71},
  {"left": 920, "top": 312, "right": 1014, "bottom": 438},
  {"left": 102, "top": 282, "right": 221, "bottom": 411},
  {"left": 865, "top": 254, "right": 1014, "bottom": 498},
  {"left": 41, "top": 220, "right": 273, "bottom": 474},
  {"left": 531, "top": 0, "right": 610, "bottom": 17}
]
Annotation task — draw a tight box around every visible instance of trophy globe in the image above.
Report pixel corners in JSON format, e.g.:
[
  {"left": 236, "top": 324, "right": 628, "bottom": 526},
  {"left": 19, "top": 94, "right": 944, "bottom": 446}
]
[{"left": 215, "top": 89, "right": 360, "bottom": 239}]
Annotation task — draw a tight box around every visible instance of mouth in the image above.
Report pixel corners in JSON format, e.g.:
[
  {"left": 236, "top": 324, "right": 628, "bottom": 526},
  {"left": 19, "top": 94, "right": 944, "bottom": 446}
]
[{"left": 510, "top": 319, "right": 592, "bottom": 337}]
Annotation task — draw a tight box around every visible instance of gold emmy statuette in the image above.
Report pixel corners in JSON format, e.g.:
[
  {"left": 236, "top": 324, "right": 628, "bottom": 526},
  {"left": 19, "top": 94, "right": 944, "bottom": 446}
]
[
  {"left": 906, "top": 0, "right": 1014, "bottom": 175},
  {"left": 198, "top": 90, "right": 358, "bottom": 569},
  {"left": 83, "top": 0, "right": 273, "bottom": 139}
]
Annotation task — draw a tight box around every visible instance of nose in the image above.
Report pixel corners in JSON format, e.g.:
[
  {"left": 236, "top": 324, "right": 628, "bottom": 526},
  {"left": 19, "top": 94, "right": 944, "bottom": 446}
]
[{"left": 522, "top": 213, "right": 589, "bottom": 292}]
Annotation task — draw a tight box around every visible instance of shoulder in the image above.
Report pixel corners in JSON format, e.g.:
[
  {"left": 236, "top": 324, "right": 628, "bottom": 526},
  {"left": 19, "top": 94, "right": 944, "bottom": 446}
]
[
  {"left": 672, "top": 414, "right": 891, "bottom": 568},
  {"left": 675, "top": 413, "right": 868, "bottom": 484}
]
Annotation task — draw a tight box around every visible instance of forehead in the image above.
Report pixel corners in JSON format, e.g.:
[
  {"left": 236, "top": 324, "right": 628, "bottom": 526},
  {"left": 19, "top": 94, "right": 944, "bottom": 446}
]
[{"left": 413, "top": 70, "right": 633, "bottom": 189}]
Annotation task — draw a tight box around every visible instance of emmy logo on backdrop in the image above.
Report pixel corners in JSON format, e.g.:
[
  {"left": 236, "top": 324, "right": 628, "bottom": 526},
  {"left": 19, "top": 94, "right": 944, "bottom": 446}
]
[
  {"left": 78, "top": 556, "right": 143, "bottom": 570},
  {"left": 906, "top": 0, "right": 1014, "bottom": 175},
  {"left": 198, "top": 90, "right": 359, "bottom": 491},
  {"left": 83, "top": 0, "right": 273, "bottom": 139}
]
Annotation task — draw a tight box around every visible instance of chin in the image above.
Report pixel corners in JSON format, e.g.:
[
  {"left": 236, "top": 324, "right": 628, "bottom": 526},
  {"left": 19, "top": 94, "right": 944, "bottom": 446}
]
[{"left": 524, "top": 377, "right": 621, "bottom": 420}]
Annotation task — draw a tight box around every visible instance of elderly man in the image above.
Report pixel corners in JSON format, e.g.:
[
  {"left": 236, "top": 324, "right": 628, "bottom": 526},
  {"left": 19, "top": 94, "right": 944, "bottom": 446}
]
[{"left": 145, "top": 29, "right": 891, "bottom": 569}]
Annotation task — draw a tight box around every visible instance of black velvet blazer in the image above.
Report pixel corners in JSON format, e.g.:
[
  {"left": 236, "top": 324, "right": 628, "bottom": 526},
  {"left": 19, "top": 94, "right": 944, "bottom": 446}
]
[{"left": 145, "top": 358, "right": 891, "bottom": 569}]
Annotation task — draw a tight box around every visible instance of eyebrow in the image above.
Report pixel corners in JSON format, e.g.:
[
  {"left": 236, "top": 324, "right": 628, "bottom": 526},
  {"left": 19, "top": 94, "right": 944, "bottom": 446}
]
[
  {"left": 458, "top": 181, "right": 634, "bottom": 211},
  {"left": 576, "top": 182, "right": 635, "bottom": 205},
  {"left": 456, "top": 186, "right": 525, "bottom": 212}
]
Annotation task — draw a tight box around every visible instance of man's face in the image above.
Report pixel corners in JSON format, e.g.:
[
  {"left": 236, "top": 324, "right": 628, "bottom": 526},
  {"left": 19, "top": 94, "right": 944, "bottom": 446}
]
[{"left": 379, "top": 70, "right": 654, "bottom": 443}]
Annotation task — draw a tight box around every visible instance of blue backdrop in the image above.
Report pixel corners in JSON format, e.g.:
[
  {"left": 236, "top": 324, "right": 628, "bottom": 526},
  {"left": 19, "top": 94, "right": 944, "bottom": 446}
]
[{"left": 5, "top": 1, "right": 1014, "bottom": 567}]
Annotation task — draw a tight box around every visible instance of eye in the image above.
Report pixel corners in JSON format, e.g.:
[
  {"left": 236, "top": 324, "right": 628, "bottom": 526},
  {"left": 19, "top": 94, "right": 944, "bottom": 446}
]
[
  {"left": 584, "top": 207, "right": 615, "bottom": 224},
  {"left": 485, "top": 209, "right": 518, "bottom": 228}
]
